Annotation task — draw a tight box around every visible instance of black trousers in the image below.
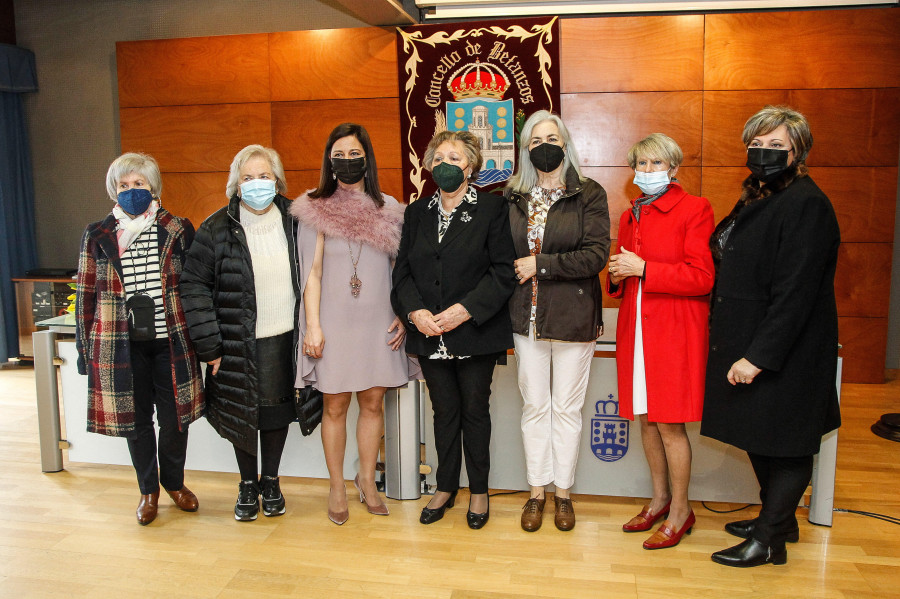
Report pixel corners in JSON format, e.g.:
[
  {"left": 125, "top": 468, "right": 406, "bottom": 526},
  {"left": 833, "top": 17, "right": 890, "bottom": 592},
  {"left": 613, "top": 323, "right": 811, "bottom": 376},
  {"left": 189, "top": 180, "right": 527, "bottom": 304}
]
[
  {"left": 420, "top": 354, "right": 499, "bottom": 495},
  {"left": 747, "top": 452, "right": 814, "bottom": 547},
  {"left": 126, "top": 338, "right": 189, "bottom": 495}
]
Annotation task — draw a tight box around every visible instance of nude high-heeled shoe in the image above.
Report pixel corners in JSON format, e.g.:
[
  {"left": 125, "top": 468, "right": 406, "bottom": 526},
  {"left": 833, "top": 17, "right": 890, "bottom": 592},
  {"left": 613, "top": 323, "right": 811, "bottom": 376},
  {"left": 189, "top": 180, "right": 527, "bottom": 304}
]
[{"left": 354, "top": 475, "right": 389, "bottom": 516}]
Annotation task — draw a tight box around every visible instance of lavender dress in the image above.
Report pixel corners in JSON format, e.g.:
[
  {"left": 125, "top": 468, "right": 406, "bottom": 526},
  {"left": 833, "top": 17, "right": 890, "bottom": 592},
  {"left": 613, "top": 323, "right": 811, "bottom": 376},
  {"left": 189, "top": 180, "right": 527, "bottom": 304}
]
[{"left": 290, "top": 187, "right": 419, "bottom": 394}]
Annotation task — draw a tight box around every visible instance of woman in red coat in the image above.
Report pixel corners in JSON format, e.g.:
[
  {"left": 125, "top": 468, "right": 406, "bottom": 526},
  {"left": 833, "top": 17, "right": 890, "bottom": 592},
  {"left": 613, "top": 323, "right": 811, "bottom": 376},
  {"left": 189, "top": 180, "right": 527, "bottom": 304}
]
[{"left": 607, "top": 134, "right": 714, "bottom": 549}]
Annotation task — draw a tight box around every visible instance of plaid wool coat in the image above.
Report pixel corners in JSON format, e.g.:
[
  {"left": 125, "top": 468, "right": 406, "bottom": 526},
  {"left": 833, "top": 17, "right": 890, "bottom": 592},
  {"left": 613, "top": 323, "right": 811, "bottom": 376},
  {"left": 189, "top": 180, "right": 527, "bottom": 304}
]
[{"left": 75, "top": 208, "right": 204, "bottom": 437}]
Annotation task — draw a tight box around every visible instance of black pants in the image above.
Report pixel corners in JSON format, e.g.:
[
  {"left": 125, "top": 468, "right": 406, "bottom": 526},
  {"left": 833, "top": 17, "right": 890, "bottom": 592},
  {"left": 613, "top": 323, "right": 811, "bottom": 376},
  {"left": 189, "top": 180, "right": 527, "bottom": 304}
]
[
  {"left": 126, "top": 338, "right": 189, "bottom": 495},
  {"left": 420, "top": 354, "right": 498, "bottom": 495},
  {"left": 747, "top": 452, "right": 814, "bottom": 547}
]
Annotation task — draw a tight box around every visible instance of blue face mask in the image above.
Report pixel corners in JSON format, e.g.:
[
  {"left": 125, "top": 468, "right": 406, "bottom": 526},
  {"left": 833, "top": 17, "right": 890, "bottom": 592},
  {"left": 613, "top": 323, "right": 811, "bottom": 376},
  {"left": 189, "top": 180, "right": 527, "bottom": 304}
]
[
  {"left": 240, "top": 179, "right": 277, "bottom": 211},
  {"left": 117, "top": 188, "right": 154, "bottom": 216}
]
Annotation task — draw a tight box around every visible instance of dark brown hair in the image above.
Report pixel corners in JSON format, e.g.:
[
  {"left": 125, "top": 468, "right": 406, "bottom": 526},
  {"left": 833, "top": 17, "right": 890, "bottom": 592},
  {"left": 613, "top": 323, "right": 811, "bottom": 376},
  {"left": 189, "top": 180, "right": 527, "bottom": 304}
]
[{"left": 308, "top": 123, "right": 384, "bottom": 207}]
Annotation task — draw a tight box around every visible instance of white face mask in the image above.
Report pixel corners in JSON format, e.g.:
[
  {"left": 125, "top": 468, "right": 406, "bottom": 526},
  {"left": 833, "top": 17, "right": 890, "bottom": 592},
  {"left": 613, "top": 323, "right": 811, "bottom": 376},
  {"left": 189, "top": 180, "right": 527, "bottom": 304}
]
[{"left": 633, "top": 170, "right": 670, "bottom": 195}]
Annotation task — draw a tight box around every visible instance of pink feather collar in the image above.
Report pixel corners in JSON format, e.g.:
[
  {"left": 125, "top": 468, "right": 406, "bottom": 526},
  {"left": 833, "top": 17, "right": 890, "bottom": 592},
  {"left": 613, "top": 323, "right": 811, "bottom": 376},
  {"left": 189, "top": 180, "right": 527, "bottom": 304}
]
[{"left": 289, "top": 187, "right": 405, "bottom": 257}]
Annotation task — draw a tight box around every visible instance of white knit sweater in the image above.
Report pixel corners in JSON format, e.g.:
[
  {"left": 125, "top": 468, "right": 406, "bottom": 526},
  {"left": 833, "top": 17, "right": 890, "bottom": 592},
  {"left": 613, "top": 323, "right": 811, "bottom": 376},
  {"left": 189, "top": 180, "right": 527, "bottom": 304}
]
[{"left": 240, "top": 204, "right": 295, "bottom": 339}]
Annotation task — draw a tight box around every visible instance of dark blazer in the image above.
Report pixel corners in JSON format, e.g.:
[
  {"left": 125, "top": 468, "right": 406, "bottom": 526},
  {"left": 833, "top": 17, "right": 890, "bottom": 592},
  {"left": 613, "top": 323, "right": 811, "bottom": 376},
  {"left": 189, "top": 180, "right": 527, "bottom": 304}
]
[
  {"left": 700, "top": 175, "right": 841, "bottom": 457},
  {"left": 391, "top": 189, "right": 516, "bottom": 357},
  {"left": 180, "top": 194, "right": 301, "bottom": 455},
  {"left": 507, "top": 169, "right": 610, "bottom": 342}
]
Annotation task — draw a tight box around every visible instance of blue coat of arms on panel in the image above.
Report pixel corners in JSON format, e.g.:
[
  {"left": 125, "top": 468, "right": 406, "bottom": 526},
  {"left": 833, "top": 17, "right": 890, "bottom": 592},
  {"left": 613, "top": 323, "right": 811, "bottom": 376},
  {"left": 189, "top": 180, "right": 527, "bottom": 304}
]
[
  {"left": 591, "top": 394, "right": 629, "bottom": 463},
  {"left": 446, "top": 60, "right": 515, "bottom": 186}
]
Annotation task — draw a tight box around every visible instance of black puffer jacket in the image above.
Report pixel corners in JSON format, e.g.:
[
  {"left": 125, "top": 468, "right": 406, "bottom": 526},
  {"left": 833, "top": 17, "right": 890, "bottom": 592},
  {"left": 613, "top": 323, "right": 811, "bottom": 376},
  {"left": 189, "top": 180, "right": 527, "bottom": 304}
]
[{"left": 180, "top": 194, "right": 300, "bottom": 455}]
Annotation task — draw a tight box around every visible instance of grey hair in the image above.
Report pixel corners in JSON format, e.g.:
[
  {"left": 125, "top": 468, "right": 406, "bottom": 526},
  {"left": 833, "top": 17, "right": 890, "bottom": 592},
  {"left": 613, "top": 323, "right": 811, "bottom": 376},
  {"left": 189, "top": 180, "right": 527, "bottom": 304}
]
[
  {"left": 506, "top": 110, "right": 583, "bottom": 195},
  {"left": 225, "top": 144, "right": 288, "bottom": 199},
  {"left": 627, "top": 133, "right": 684, "bottom": 170},
  {"left": 742, "top": 105, "right": 813, "bottom": 163},
  {"left": 105, "top": 152, "right": 162, "bottom": 201}
]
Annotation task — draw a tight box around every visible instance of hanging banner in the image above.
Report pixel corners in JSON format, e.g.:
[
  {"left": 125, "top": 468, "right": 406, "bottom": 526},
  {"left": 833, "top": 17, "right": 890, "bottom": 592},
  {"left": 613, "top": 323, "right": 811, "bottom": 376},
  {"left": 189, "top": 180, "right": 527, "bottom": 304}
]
[{"left": 396, "top": 16, "right": 560, "bottom": 203}]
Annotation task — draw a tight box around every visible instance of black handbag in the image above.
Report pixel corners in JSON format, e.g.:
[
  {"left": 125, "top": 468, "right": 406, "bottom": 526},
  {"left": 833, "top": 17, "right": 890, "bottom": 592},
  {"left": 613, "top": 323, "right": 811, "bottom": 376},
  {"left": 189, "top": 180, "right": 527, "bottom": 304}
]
[
  {"left": 294, "top": 385, "right": 324, "bottom": 436},
  {"left": 126, "top": 293, "right": 156, "bottom": 341}
]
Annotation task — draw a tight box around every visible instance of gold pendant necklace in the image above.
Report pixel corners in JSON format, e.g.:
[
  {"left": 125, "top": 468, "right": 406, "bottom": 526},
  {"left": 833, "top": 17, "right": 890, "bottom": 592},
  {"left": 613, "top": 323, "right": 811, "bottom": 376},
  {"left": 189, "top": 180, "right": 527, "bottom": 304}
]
[{"left": 348, "top": 241, "right": 363, "bottom": 298}]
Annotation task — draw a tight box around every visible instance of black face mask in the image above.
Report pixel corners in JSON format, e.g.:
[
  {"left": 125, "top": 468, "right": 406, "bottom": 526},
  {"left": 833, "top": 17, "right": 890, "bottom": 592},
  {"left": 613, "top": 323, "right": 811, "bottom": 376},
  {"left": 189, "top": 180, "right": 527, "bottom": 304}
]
[
  {"left": 529, "top": 143, "right": 565, "bottom": 173},
  {"left": 746, "top": 147, "right": 791, "bottom": 183},
  {"left": 332, "top": 157, "right": 366, "bottom": 185}
]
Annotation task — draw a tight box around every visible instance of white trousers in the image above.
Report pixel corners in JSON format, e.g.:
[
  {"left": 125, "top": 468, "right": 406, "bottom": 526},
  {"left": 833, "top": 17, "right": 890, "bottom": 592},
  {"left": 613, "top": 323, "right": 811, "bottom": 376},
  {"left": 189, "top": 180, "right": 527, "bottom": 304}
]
[{"left": 514, "top": 325, "right": 595, "bottom": 489}]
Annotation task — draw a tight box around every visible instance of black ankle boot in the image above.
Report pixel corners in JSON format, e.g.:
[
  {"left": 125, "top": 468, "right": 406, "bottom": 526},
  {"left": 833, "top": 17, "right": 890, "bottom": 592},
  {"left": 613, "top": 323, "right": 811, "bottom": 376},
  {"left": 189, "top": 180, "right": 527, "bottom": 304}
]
[
  {"left": 234, "top": 480, "right": 260, "bottom": 522},
  {"left": 711, "top": 538, "right": 787, "bottom": 567},
  {"left": 260, "top": 475, "right": 286, "bottom": 517},
  {"left": 725, "top": 518, "right": 800, "bottom": 543}
]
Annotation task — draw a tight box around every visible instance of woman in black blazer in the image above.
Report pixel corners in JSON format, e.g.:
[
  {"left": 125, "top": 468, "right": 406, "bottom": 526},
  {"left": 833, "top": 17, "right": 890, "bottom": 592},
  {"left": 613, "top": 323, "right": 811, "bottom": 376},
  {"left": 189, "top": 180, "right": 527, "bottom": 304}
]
[
  {"left": 702, "top": 106, "right": 841, "bottom": 567},
  {"left": 392, "top": 130, "right": 516, "bottom": 529}
]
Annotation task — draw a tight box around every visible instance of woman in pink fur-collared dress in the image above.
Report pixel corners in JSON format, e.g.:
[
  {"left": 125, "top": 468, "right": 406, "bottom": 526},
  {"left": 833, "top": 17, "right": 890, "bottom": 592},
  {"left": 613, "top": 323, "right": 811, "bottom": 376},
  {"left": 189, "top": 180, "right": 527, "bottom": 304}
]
[{"left": 290, "top": 123, "right": 418, "bottom": 525}]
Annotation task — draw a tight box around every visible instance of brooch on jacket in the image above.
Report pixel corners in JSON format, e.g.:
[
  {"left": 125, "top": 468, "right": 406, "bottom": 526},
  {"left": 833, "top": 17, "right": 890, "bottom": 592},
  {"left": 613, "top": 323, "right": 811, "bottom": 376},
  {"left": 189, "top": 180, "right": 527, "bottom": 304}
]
[{"left": 460, "top": 212, "right": 472, "bottom": 223}]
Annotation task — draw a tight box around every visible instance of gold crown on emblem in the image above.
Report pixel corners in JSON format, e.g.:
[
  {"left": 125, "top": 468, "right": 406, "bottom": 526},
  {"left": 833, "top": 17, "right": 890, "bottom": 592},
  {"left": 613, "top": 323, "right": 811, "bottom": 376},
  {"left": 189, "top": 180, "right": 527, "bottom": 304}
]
[{"left": 448, "top": 60, "right": 509, "bottom": 101}]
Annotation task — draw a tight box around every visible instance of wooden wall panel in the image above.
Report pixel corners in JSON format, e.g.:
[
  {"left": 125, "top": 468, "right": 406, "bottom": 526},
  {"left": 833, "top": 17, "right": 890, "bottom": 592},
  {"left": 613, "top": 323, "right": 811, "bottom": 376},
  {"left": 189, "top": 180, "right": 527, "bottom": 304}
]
[
  {"left": 835, "top": 243, "right": 893, "bottom": 318},
  {"left": 284, "top": 169, "right": 404, "bottom": 202},
  {"left": 562, "top": 92, "right": 702, "bottom": 167},
  {"left": 582, "top": 166, "right": 701, "bottom": 241},
  {"left": 560, "top": 16, "right": 704, "bottom": 93},
  {"left": 272, "top": 98, "right": 401, "bottom": 170},
  {"left": 701, "top": 167, "right": 898, "bottom": 244},
  {"left": 120, "top": 103, "right": 272, "bottom": 172},
  {"left": 705, "top": 9, "right": 900, "bottom": 90},
  {"left": 810, "top": 167, "right": 897, "bottom": 244},
  {"left": 839, "top": 317, "right": 889, "bottom": 383},
  {"left": 117, "top": 35, "right": 270, "bottom": 108},
  {"left": 162, "top": 172, "right": 229, "bottom": 229},
  {"left": 269, "top": 28, "right": 398, "bottom": 102},
  {"left": 699, "top": 167, "right": 744, "bottom": 223},
  {"left": 702, "top": 89, "right": 900, "bottom": 167}
]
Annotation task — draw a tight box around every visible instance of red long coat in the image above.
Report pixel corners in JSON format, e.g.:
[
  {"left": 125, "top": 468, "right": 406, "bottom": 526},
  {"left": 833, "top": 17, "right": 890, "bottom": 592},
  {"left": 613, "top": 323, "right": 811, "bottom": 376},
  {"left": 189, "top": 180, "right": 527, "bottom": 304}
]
[{"left": 607, "top": 183, "right": 715, "bottom": 422}]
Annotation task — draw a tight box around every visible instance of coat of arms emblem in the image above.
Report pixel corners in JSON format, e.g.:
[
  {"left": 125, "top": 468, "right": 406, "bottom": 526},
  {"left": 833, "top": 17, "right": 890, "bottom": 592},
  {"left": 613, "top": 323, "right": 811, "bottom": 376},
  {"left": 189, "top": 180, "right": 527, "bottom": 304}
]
[{"left": 591, "top": 394, "right": 629, "bottom": 463}]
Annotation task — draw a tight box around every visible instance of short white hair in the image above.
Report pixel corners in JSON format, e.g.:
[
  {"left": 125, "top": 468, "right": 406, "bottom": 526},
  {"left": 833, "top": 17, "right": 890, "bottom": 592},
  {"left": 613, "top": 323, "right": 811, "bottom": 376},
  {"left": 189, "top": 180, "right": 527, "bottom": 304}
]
[
  {"left": 105, "top": 152, "right": 162, "bottom": 201},
  {"left": 225, "top": 145, "right": 287, "bottom": 199}
]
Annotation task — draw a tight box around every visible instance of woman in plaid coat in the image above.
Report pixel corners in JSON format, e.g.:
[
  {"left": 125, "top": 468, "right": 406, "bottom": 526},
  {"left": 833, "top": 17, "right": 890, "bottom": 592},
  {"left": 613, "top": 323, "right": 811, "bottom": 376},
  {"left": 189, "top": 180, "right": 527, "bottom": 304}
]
[{"left": 75, "top": 152, "right": 204, "bottom": 526}]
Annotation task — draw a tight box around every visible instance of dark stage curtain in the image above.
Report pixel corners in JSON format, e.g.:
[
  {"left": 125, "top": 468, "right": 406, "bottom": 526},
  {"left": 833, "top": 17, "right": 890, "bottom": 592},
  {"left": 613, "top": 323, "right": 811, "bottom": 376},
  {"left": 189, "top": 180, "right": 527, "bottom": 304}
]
[{"left": 0, "top": 43, "right": 38, "bottom": 361}]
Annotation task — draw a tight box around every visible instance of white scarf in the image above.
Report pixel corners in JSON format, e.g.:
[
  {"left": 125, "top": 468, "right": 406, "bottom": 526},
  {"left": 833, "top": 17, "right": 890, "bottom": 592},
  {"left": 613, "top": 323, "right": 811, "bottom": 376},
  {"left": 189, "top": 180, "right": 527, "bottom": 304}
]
[{"left": 113, "top": 200, "right": 159, "bottom": 256}]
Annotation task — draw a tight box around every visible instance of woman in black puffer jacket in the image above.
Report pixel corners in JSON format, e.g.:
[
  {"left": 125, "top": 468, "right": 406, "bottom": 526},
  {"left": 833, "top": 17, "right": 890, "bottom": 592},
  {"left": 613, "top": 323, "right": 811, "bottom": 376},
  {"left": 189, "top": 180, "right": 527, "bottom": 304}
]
[{"left": 181, "top": 145, "right": 300, "bottom": 522}]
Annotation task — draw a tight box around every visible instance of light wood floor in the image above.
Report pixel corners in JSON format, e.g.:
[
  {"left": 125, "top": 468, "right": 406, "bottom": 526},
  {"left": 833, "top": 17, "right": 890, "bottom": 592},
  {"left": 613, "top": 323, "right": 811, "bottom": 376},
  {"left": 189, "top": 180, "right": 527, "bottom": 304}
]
[{"left": 1, "top": 366, "right": 898, "bottom": 598}]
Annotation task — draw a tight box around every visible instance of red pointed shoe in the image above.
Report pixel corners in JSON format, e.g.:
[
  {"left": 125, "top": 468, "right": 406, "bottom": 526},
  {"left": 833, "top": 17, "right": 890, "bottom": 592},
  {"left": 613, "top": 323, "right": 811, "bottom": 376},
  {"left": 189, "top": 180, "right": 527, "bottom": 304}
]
[
  {"left": 623, "top": 500, "right": 671, "bottom": 532},
  {"left": 643, "top": 511, "right": 696, "bottom": 550}
]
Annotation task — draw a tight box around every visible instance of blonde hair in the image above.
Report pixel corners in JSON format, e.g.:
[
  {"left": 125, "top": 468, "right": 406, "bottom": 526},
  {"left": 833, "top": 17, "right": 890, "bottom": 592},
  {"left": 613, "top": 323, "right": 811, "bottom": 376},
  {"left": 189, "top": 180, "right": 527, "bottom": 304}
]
[
  {"left": 626, "top": 133, "right": 683, "bottom": 170},
  {"left": 742, "top": 105, "right": 813, "bottom": 163},
  {"left": 423, "top": 130, "right": 483, "bottom": 181}
]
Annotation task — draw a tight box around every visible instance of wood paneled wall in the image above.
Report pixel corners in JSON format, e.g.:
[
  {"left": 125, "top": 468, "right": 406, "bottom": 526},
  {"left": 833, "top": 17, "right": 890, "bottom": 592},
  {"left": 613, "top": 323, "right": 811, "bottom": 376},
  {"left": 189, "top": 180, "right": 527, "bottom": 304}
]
[{"left": 116, "top": 8, "right": 900, "bottom": 382}]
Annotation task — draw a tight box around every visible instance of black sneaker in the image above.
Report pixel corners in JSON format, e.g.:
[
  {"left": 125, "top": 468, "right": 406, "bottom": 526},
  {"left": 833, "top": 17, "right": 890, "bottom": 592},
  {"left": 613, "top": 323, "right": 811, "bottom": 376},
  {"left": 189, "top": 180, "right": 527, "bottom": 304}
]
[
  {"left": 260, "top": 475, "right": 286, "bottom": 517},
  {"left": 234, "top": 480, "right": 260, "bottom": 521}
]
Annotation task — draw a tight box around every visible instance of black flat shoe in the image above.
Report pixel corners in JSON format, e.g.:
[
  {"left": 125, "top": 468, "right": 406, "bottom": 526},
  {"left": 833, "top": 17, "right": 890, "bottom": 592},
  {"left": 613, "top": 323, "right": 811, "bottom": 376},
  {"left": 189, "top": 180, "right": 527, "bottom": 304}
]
[
  {"left": 711, "top": 538, "right": 787, "bottom": 568},
  {"left": 420, "top": 490, "right": 457, "bottom": 525},
  {"left": 466, "top": 497, "right": 489, "bottom": 530},
  {"left": 725, "top": 518, "right": 800, "bottom": 543}
]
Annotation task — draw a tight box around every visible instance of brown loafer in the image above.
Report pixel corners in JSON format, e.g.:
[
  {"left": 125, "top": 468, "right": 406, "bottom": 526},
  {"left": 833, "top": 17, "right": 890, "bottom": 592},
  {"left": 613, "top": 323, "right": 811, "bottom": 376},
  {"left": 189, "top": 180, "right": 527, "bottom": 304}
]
[
  {"left": 521, "top": 497, "right": 546, "bottom": 532},
  {"left": 166, "top": 486, "right": 199, "bottom": 512},
  {"left": 554, "top": 496, "right": 575, "bottom": 531},
  {"left": 137, "top": 491, "right": 160, "bottom": 525}
]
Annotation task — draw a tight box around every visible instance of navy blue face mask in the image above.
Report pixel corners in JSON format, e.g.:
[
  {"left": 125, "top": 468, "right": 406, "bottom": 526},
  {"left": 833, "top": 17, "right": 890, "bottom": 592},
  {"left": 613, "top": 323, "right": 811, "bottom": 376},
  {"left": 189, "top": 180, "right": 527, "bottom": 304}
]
[{"left": 117, "top": 188, "right": 154, "bottom": 215}]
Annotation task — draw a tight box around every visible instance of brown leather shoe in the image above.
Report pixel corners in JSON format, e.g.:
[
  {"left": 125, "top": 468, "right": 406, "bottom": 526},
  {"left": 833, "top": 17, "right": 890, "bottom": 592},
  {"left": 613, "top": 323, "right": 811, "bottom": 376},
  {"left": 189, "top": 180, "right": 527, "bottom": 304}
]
[
  {"left": 166, "top": 486, "right": 199, "bottom": 512},
  {"left": 521, "top": 497, "right": 546, "bottom": 532},
  {"left": 554, "top": 496, "right": 575, "bottom": 531},
  {"left": 137, "top": 492, "right": 160, "bottom": 525}
]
